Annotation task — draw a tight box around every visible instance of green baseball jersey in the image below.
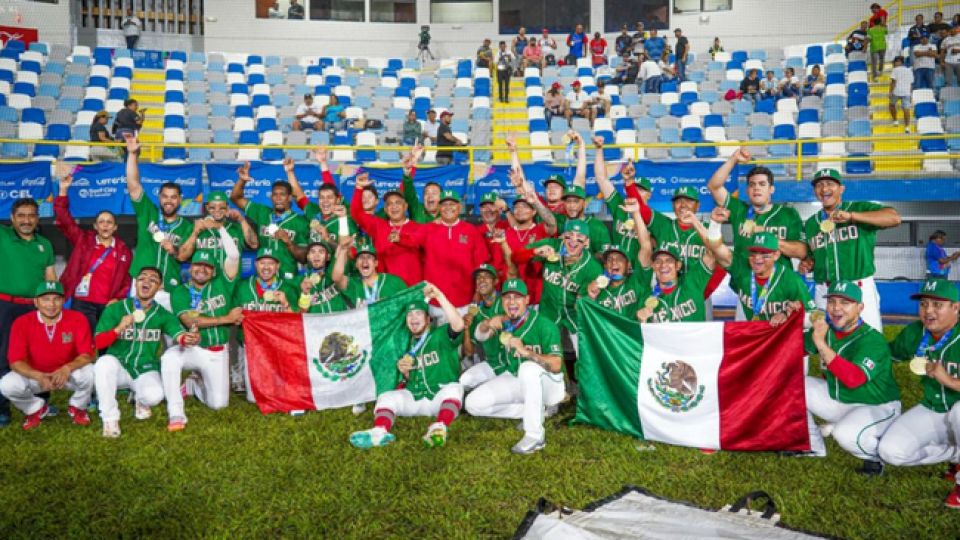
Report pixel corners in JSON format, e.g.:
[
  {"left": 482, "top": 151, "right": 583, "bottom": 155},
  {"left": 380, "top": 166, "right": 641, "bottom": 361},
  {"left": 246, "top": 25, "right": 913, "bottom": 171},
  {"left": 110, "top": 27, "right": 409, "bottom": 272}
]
[
  {"left": 723, "top": 193, "right": 804, "bottom": 277},
  {"left": 803, "top": 201, "right": 887, "bottom": 284},
  {"left": 401, "top": 173, "right": 438, "bottom": 224},
  {"left": 468, "top": 296, "right": 505, "bottom": 370},
  {"left": 130, "top": 194, "right": 194, "bottom": 289},
  {"left": 0, "top": 226, "right": 54, "bottom": 297},
  {"left": 96, "top": 298, "right": 184, "bottom": 378},
  {"left": 805, "top": 323, "right": 900, "bottom": 405},
  {"left": 604, "top": 191, "right": 641, "bottom": 260},
  {"left": 595, "top": 268, "right": 653, "bottom": 317},
  {"left": 647, "top": 211, "right": 710, "bottom": 277},
  {"left": 890, "top": 321, "right": 960, "bottom": 413},
  {"left": 642, "top": 261, "right": 715, "bottom": 323},
  {"left": 301, "top": 204, "right": 360, "bottom": 277},
  {"left": 727, "top": 265, "right": 816, "bottom": 321},
  {"left": 403, "top": 325, "right": 463, "bottom": 401},
  {"left": 555, "top": 213, "right": 611, "bottom": 255},
  {"left": 243, "top": 201, "right": 309, "bottom": 280},
  {"left": 170, "top": 274, "right": 238, "bottom": 348},
  {"left": 342, "top": 272, "right": 408, "bottom": 307},
  {"left": 192, "top": 222, "right": 247, "bottom": 270},
  {"left": 493, "top": 309, "right": 563, "bottom": 377},
  {"left": 532, "top": 238, "right": 604, "bottom": 332},
  {"left": 294, "top": 271, "right": 348, "bottom": 314},
  {"left": 232, "top": 276, "right": 300, "bottom": 342}
]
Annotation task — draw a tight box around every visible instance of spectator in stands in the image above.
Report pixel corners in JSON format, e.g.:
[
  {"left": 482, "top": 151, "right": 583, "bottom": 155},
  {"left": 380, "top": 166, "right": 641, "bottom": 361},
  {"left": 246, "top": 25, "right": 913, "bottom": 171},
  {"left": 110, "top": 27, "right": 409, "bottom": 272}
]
[
  {"left": 708, "top": 37, "right": 724, "bottom": 59},
  {"left": 615, "top": 25, "right": 633, "bottom": 56},
  {"left": 760, "top": 70, "right": 779, "bottom": 99},
  {"left": 638, "top": 52, "right": 662, "bottom": 94},
  {"left": 521, "top": 37, "right": 544, "bottom": 71},
  {"left": 567, "top": 24, "right": 588, "bottom": 61},
  {"left": 803, "top": 64, "right": 825, "bottom": 97},
  {"left": 868, "top": 20, "right": 888, "bottom": 81},
  {"left": 495, "top": 41, "right": 515, "bottom": 103},
  {"left": 779, "top": 67, "right": 800, "bottom": 99},
  {"left": 539, "top": 28, "right": 558, "bottom": 66},
  {"left": 673, "top": 28, "right": 689, "bottom": 81},
  {"left": 644, "top": 28, "right": 665, "bottom": 63},
  {"left": 321, "top": 95, "right": 346, "bottom": 132},
  {"left": 952, "top": 13, "right": 960, "bottom": 28},
  {"left": 889, "top": 56, "right": 914, "bottom": 132},
  {"left": 590, "top": 81, "right": 612, "bottom": 118},
  {"left": 436, "top": 111, "right": 464, "bottom": 165},
  {"left": 929, "top": 12, "right": 952, "bottom": 44},
  {"left": 287, "top": 0, "right": 305, "bottom": 19},
  {"left": 658, "top": 50, "right": 676, "bottom": 82},
  {"left": 912, "top": 33, "right": 938, "bottom": 91},
  {"left": 422, "top": 109, "right": 440, "bottom": 144},
  {"left": 908, "top": 14, "right": 929, "bottom": 47},
  {"left": 293, "top": 94, "right": 322, "bottom": 131},
  {"left": 476, "top": 38, "right": 493, "bottom": 69},
  {"left": 512, "top": 27, "right": 529, "bottom": 73},
  {"left": 740, "top": 69, "right": 761, "bottom": 105},
  {"left": 113, "top": 99, "right": 144, "bottom": 144},
  {"left": 632, "top": 22, "right": 647, "bottom": 56},
  {"left": 868, "top": 3, "right": 888, "bottom": 27},
  {"left": 544, "top": 83, "right": 566, "bottom": 126},
  {"left": 940, "top": 26, "right": 960, "bottom": 86},
  {"left": 402, "top": 110, "right": 423, "bottom": 146},
  {"left": 121, "top": 8, "right": 142, "bottom": 50},
  {"left": 267, "top": 1, "right": 284, "bottom": 18},
  {"left": 926, "top": 230, "right": 959, "bottom": 278},
  {"left": 846, "top": 21, "right": 869, "bottom": 58},
  {"left": 564, "top": 80, "right": 594, "bottom": 126},
  {"left": 89, "top": 111, "right": 116, "bottom": 161},
  {"left": 589, "top": 32, "right": 608, "bottom": 67},
  {"left": 610, "top": 50, "right": 639, "bottom": 85}
]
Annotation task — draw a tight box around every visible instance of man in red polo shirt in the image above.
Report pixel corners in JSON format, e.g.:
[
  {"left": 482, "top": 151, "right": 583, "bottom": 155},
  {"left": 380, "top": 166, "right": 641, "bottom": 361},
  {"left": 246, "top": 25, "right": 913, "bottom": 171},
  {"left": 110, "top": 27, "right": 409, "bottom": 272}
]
[
  {"left": 0, "top": 281, "right": 95, "bottom": 430},
  {"left": 500, "top": 168, "right": 558, "bottom": 305}
]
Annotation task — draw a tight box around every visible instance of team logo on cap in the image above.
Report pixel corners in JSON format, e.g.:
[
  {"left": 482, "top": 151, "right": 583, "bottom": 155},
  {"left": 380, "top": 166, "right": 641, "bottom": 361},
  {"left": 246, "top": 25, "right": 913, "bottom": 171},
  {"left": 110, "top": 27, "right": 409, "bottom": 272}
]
[
  {"left": 923, "top": 281, "right": 938, "bottom": 292},
  {"left": 648, "top": 360, "right": 705, "bottom": 413},
  {"left": 311, "top": 332, "right": 369, "bottom": 382}
]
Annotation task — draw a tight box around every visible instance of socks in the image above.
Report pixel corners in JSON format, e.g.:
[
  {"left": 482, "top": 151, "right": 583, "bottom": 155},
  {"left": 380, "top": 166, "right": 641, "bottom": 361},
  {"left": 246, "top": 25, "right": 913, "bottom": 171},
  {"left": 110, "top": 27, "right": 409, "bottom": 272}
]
[
  {"left": 436, "top": 399, "right": 461, "bottom": 426},
  {"left": 373, "top": 408, "right": 395, "bottom": 432}
]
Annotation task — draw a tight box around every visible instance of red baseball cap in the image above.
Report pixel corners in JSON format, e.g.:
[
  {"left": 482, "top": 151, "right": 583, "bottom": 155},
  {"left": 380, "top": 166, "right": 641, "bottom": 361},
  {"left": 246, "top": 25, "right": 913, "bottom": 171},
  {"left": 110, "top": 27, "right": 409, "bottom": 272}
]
[
  {"left": 571, "top": 80, "right": 581, "bottom": 87},
  {"left": 440, "top": 111, "right": 453, "bottom": 118},
  {"left": 551, "top": 82, "right": 561, "bottom": 89}
]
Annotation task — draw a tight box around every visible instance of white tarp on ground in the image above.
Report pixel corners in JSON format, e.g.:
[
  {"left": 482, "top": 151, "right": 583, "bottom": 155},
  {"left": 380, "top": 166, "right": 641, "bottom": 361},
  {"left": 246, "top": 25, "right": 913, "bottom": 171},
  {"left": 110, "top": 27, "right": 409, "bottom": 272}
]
[{"left": 515, "top": 487, "right": 828, "bottom": 540}]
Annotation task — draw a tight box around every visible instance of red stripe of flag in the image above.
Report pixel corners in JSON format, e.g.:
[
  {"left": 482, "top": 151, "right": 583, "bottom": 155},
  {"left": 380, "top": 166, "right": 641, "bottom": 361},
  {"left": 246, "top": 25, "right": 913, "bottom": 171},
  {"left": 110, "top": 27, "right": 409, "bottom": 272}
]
[{"left": 242, "top": 311, "right": 315, "bottom": 414}]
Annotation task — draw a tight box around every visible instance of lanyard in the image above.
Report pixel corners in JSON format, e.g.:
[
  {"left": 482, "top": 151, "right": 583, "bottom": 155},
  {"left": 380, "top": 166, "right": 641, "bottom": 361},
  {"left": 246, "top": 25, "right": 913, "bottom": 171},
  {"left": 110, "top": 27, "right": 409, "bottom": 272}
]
[
  {"left": 750, "top": 269, "right": 775, "bottom": 317},
  {"left": 363, "top": 275, "right": 384, "bottom": 303},
  {"left": 86, "top": 246, "right": 114, "bottom": 275},
  {"left": 504, "top": 309, "right": 530, "bottom": 334},
  {"left": 407, "top": 331, "right": 431, "bottom": 357},
  {"left": 189, "top": 284, "right": 204, "bottom": 310},
  {"left": 156, "top": 217, "right": 180, "bottom": 233},
  {"left": 38, "top": 312, "right": 60, "bottom": 342},
  {"left": 916, "top": 328, "right": 956, "bottom": 357},
  {"left": 257, "top": 278, "right": 278, "bottom": 296},
  {"left": 271, "top": 210, "right": 291, "bottom": 225}
]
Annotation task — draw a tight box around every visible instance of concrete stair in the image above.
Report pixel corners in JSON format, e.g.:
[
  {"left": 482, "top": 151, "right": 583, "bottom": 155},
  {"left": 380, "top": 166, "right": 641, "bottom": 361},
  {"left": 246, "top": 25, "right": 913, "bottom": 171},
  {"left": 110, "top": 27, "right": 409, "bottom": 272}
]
[
  {"left": 129, "top": 69, "right": 165, "bottom": 162},
  {"left": 867, "top": 71, "right": 922, "bottom": 172},
  {"left": 491, "top": 75, "right": 530, "bottom": 163}
]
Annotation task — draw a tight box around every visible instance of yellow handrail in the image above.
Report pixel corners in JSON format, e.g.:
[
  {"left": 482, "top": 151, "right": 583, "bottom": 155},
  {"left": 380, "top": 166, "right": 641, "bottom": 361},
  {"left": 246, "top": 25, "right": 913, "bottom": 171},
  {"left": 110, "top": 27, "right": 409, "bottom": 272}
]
[
  {"left": 834, "top": 0, "right": 960, "bottom": 42},
  {"left": 834, "top": 0, "right": 899, "bottom": 43}
]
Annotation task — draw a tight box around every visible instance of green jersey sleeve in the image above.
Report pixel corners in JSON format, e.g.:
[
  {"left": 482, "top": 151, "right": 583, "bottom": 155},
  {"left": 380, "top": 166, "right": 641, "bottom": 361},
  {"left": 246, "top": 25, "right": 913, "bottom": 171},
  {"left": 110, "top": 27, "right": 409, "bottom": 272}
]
[
  {"left": 889, "top": 322, "right": 923, "bottom": 361},
  {"left": 243, "top": 200, "right": 271, "bottom": 226},
  {"left": 96, "top": 301, "right": 123, "bottom": 334},
  {"left": 847, "top": 201, "right": 888, "bottom": 231},
  {"left": 158, "top": 306, "right": 186, "bottom": 338}
]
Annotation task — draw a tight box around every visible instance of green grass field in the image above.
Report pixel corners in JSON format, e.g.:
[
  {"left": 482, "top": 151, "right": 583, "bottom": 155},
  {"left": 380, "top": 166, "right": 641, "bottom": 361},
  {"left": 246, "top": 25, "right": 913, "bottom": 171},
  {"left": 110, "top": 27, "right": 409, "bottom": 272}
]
[{"left": 2, "top": 325, "right": 959, "bottom": 539}]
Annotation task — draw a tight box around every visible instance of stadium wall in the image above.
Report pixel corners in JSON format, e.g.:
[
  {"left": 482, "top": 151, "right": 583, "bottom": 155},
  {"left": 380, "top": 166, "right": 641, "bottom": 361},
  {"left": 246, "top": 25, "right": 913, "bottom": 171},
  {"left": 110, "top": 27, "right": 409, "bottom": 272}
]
[{"left": 1, "top": 0, "right": 72, "bottom": 47}]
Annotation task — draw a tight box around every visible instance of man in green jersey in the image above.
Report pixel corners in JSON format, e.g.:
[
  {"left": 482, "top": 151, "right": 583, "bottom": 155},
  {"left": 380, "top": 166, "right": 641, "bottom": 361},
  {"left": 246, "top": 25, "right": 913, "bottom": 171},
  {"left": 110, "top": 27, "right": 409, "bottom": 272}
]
[
  {"left": 124, "top": 136, "right": 193, "bottom": 308},
  {"left": 177, "top": 190, "right": 257, "bottom": 271},
  {"left": 230, "top": 162, "right": 309, "bottom": 281},
  {"left": 800, "top": 168, "right": 902, "bottom": 332},
  {"left": 94, "top": 267, "right": 196, "bottom": 438},
  {"left": 284, "top": 150, "right": 359, "bottom": 247},
  {"left": 332, "top": 236, "right": 407, "bottom": 308},
  {"left": 349, "top": 284, "right": 465, "bottom": 449},
  {"left": 592, "top": 137, "right": 651, "bottom": 261},
  {"left": 552, "top": 135, "right": 609, "bottom": 255},
  {"left": 461, "top": 264, "right": 504, "bottom": 388},
  {"left": 585, "top": 198, "right": 653, "bottom": 316},
  {"left": 879, "top": 279, "right": 960, "bottom": 508},
  {"left": 804, "top": 281, "right": 901, "bottom": 476},
  {"left": 468, "top": 279, "right": 564, "bottom": 455},
  {"left": 296, "top": 241, "right": 349, "bottom": 314},
  {"left": 161, "top": 226, "right": 243, "bottom": 432}
]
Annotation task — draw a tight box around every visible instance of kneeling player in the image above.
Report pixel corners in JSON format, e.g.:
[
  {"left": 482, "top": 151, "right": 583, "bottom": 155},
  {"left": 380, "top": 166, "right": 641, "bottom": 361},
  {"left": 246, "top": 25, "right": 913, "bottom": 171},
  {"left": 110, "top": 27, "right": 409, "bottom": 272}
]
[
  {"left": 350, "top": 283, "right": 465, "bottom": 449},
  {"left": 460, "top": 263, "right": 504, "bottom": 387},
  {"left": 467, "top": 279, "right": 564, "bottom": 455},
  {"left": 805, "top": 281, "right": 901, "bottom": 474}
]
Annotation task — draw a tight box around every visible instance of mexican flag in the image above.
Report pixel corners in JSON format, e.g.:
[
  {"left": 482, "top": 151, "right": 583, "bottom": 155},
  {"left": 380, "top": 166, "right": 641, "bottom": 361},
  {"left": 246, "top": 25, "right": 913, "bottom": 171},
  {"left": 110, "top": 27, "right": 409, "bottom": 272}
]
[
  {"left": 575, "top": 299, "right": 810, "bottom": 452},
  {"left": 241, "top": 285, "right": 420, "bottom": 414}
]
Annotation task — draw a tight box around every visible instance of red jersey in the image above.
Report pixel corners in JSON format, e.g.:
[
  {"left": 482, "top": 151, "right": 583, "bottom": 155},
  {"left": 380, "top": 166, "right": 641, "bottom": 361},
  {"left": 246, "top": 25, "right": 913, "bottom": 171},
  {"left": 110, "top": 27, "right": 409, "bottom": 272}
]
[
  {"left": 399, "top": 219, "right": 490, "bottom": 307},
  {"left": 590, "top": 38, "right": 607, "bottom": 66},
  {"left": 350, "top": 188, "right": 424, "bottom": 286},
  {"left": 475, "top": 221, "right": 510, "bottom": 284},
  {"left": 8, "top": 309, "right": 94, "bottom": 373},
  {"left": 80, "top": 241, "right": 120, "bottom": 304},
  {"left": 505, "top": 222, "right": 550, "bottom": 305}
]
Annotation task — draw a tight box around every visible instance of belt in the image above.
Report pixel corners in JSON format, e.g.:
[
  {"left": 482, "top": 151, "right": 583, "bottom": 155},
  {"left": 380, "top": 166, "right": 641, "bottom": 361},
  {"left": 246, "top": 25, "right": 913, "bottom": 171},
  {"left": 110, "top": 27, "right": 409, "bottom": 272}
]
[
  {"left": 205, "top": 345, "right": 226, "bottom": 352},
  {"left": 0, "top": 293, "right": 34, "bottom": 305}
]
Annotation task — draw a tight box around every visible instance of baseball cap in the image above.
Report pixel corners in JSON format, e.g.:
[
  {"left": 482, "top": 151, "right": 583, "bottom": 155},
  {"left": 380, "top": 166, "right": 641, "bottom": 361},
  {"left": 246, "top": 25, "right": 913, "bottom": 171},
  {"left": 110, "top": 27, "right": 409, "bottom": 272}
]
[
  {"left": 601, "top": 243, "right": 628, "bottom": 259},
  {"left": 571, "top": 80, "right": 582, "bottom": 87},
  {"left": 307, "top": 240, "right": 333, "bottom": 255},
  {"left": 563, "top": 185, "right": 587, "bottom": 200},
  {"left": 473, "top": 263, "right": 498, "bottom": 279},
  {"left": 355, "top": 241, "right": 377, "bottom": 256},
  {"left": 34, "top": 281, "right": 64, "bottom": 298},
  {"left": 563, "top": 219, "right": 589, "bottom": 236},
  {"left": 440, "top": 111, "right": 453, "bottom": 118},
  {"left": 811, "top": 168, "right": 842, "bottom": 186},
  {"left": 747, "top": 232, "right": 780, "bottom": 253},
  {"left": 911, "top": 279, "right": 960, "bottom": 302},
  {"left": 636, "top": 176, "right": 652, "bottom": 191},
  {"left": 382, "top": 187, "right": 404, "bottom": 201},
  {"left": 191, "top": 250, "right": 216, "bottom": 266},
  {"left": 479, "top": 192, "right": 499, "bottom": 206},
  {"left": 406, "top": 299, "right": 429, "bottom": 314},
  {"left": 551, "top": 82, "right": 561, "bottom": 90},
  {"left": 826, "top": 281, "right": 863, "bottom": 303},
  {"left": 501, "top": 278, "right": 529, "bottom": 296},
  {"left": 542, "top": 174, "right": 567, "bottom": 188},
  {"left": 256, "top": 247, "right": 280, "bottom": 261},
  {"left": 672, "top": 186, "right": 700, "bottom": 202},
  {"left": 652, "top": 243, "right": 682, "bottom": 261},
  {"left": 439, "top": 189, "right": 461, "bottom": 203},
  {"left": 206, "top": 191, "right": 228, "bottom": 203}
]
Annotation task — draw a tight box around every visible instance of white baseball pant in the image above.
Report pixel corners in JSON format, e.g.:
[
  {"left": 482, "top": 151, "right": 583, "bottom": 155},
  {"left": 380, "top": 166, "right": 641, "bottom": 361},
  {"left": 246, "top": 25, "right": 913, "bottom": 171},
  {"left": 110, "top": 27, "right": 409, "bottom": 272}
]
[
  {"left": 878, "top": 403, "right": 960, "bottom": 466},
  {"left": 815, "top": 276, "right": 882, "bottom": 332},
  {"left": 460, "top": 361, "right": 497, "bottom": 390},
  {"left": 805, "top": 376, "right": 901, "bottom": 460},
  {"left": 161, "top": 345, "right": 230, "bottom": 420},
  {"left": 94, "top": 354, "right": 165, "bottom": 422},
  {"left": 465, "top": 361, "right": 565, "bottom": 440},
  {"left": 0, "top": 365, "right": 95, "bottom": 415},
  {"left": 375, "top": 383, "right": 464, "bottom": 417}
]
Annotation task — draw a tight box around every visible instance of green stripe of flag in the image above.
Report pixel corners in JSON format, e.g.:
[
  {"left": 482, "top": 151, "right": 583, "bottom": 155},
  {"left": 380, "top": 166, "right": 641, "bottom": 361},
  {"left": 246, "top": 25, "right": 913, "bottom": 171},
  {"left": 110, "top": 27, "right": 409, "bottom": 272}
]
[{"left": 368, "top": 282, "right": 426, "bottom": 395}]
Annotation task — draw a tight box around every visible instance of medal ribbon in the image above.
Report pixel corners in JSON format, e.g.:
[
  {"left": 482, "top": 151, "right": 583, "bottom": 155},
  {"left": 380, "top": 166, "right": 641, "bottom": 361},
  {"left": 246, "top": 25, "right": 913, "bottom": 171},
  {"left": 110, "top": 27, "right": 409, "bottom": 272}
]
[
  {"left": 270, "top": 210, "right": 291, "bottom": 225},
  {"left": 85, "top": 246, "right": 114, "bottom": 276},
  {"left": 156, "top": 217, "right": 180, "bottom": 234},
  {"left": 363, "top": 275, "right": 384, "bottom": 304},
  {"left": 407, "top": 330, "right": 431, "bottom": 357},
  {"left": 257, "top": 278, "right": 279, "bottom": 300},
  {"left": 188, "top": 284, "right": 204, "bottom": 310},
  {"left": 750, "top": 270, "right": 774, "bottom": 318},
  {"left": 504, "top": 309, "right": 530, "bottom": 334},
  {"left": 915, "top": 328, "right": 955, "bottom": 358}
]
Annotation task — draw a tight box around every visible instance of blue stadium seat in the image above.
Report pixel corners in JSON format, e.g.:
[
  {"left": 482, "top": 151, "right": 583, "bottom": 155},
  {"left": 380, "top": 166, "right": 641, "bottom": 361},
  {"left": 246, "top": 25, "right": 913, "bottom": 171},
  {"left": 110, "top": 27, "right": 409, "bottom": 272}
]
[
  {"left": 750, "top": 125, "right": 771, "bottom": 140},
  {"left": 670, "top": 103, "right": 689, "bottom": 117},
  {"left": 660, "top": 128, "right": 680, "bottom": 143},
  {"left": 823, "top": 95, "right": 844, "bottom": 110},
  {"left": 681, "top": 127, "right": 703, "bottom": 142},
  {"left": 256, "top": 118, "right": 278, "bottom": 133},
  {"left": 34, "top": 123, "right": 70, "bottom": 160},
  {"left": 251, "top": 94, "right": 270, "bottom": 108},
  {"left": 648, "top": 103, "right": 667, "bottom": 118},
  {"left": 798, "top": 109, "right": 819, "bottom": 124},
  {"left": 823, "top": 108, "right": 844, "bottom": 122},
  {"left": 213, "top": 130, "right": 233, "bottom": 144},
  {"left": 234, "top": 105, "right": 254, "bottom": 118},
  {"left": 734, "top": 99, "right": 754, "bottom": 114},
  {"left": 230, "top": 83, "right": 248, "bottom": 95},
  {"left": 169, "top": 51, "right": 187, "bottom": 62},
  {"left": 13, "top": 82, "right": 35, "bottom": 97},
  {"left": 848, "top": 119, "right": 872, "bottom": 137},
  {"left": 731, "top": 51, "right": 748, "bottom": 64},
  {"left": 914, "top": 102, "right": 938, "bottom": 118},
  {"left": 529, "top": 119, "right": 548, "bottom": 132},
  {"left": 825, "top": 63, "right": 845, "bottom": 75},
  {"left": 248, "top": 73, "right": 265, "bottom": 85},
  {"left": 227, "top": 63, "right": 245, "bottom": 74},
  {"left": 166, "top": 70, "right": 184, "bottom": 82},
  {"left": 81, "top": 98, "right": 104, "bottom": 111},
  {"left": 946, "top": 100, "right": 960, "bottom": 116},
  {"left": 20, "top": 60, "right": 41, "bottom": 74},
  {"left": 164, "top": 90, "right": 185, "bottom": 103},
  {"left": 920, "top": 137, "right": 947, "bottom": 152},
  {"left": 773, "top": 124, "right": 796, "bottom": 139},
  {"left": 825, "top": 73, "right": 845, "bottom": 85},
  {"left": 163, "top": 115, "right": 185, "bottom": 129},
  {"left": 703, "top": 114, "right": 724, "bottom": 128},
  {"left": 163, "top": 145, "right": 187, "bottom": 161},
  {"left": 755, "top": 98, "right": 775, "bottom": 114},
  {"left": 211, "top": 104, "right": 231, "bottom": 117},
  {"left": 846, "top": 154, "right": 872, "bottom": 174},
  {"left": 614, "top": 117, "right": 635, "bottom": 131},
  {"left": 660, "top": 80, "right": 678, "bottom": 93},
  {"left": 527, "top": 96, "right": 544, "bottom": 107},
  {"left": 21, "top": 108, "right": 45, "bottom": 125},
  {"left": 188, "top": 115, "right": 208, "bottom": 129},
  {"left": 679, "top": 91, "right": 698, "bottom": 105},
  {"left": 727, "top": 113, "right": 747, "bottom": 127},
  {"left": 805, "top": 45, "right": 824, "bottom": 66},
  {"left": 848, "top": 61, "right": 867, "bottom": 72}
]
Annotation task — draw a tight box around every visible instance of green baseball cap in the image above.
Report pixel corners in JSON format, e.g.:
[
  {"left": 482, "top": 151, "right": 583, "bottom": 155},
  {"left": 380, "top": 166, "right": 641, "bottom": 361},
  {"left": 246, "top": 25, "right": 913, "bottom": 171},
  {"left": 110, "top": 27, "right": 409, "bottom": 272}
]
[
  {"left": 636, "top": 177, "right": 652, "bottom": 191},
  {"left": 826, "top": 280, "right": 863, "bottom": 303},
  {"left": 206, "top": 191, "right": 228, "bottom": 203},
  {"left": 355, "top": 241, "right": 377, "bottom": 256},
  {"left": 563, "top": 185, "right": 587, "bottom": 200},
  {"left": 600, "top": 243, "right": 629, "bottom": 259},
  {"left": 256, "top": 247, "right": 280, "bottom": 261},
  {"left": 479, "top": 192, "right": 499, "bottom": 206},
  {"left": 439, "top": 189, "right": 461, "bottom": 203},
  {"left": 542, "top": 174, "right": 567, "bottom": 188},
  {"left": 501, "top": 278, "right": 529, "bottom": 296},
  {"left": 747, "top": 232, "right": 780, "bottom": 253},
  {"left": 563, "top": 219, "right": 589, "bottom": 236},
  {"left": 811, "top": 168, "right": 842, "bottom": 186},
  {"left": 191, "top": 250, "right": 216, "bottom": 266},
  {"left": 34, "top": 281, "right": 64, "bottom": 298},
  {"left": 911, "top": 279, "right": 959, "bottom": 302},
  {"left": 307, "top": 240, "right": 333, "bottom": 255},
  {"left": 672, "top": 186, "right": 700, "bottom": 202},
  {"left": 406, "top": 299, "right": 430, "bottom": 314},
  {"left": 652, "top": 243, "right": 682, "bottom": 261},
  {"left": 472, "top": 263, "right": 498, "bottom": 279}
]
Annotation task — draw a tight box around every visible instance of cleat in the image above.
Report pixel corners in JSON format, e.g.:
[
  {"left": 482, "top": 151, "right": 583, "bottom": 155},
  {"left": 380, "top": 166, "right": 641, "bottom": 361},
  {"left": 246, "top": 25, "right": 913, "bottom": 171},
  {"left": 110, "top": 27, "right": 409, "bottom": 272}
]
[
  {"left": 943, "top": 463, "right": 960, "bottom": 483},
  {"left": 945, "top": 485, "right": 960, "bottom": 509},
  {"left": 67, "top": 406, "right": 91, "bottom": 426},
  {"left": 856, "top": 460, "right": 884, "bottom": 476},
  {"left": 700, "top": 448, "right": 718, "bottom": 455},
  {"left": 422, "top": 422, "right": 448, "bottom": 448},
  {"left": 511, "top": 435, "right": 546, "bottom": 455},
  {"left": 349, "top": 427, "right": 395, "bottom": 449},
  {"left": 102, "top": 420, "right": 121, "bottom": 438},
  {"left": 134, "top": 402, "right": 152, "bottom": 420},
  {"left": 167, "top": 417, "right": 187, "bottom": 432},
  {"left": 351, "top": 403, "right": 367, "bottom": 416},
  {"left": 22, "top": 404, "right": 49, "bottom": 431},
  {"left": 87, "top": 397, "right": 98, "bottom": 413}
]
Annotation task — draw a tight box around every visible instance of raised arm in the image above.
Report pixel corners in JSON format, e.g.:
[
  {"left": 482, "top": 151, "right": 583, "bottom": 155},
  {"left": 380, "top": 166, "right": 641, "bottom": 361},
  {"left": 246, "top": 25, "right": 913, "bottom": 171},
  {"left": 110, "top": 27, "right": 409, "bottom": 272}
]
[
  {"left": 314, "top": 145, "right": 336, "bottom": 186},
  {"left": 125, "top": 136, "right": 143, "bottom": 201},
  {"left": 350, "top": 172, "right": 378, "bottom": 233},
  {"left": 229, "top": 162, "right": 251, "bottom": 211},
  {"left": 331, "top": 235, "right": 353, "bottom": 290},
  {"left": 833, "top": 206, "right": 902, "bottom": 229},
  {"left": 177, "top": 217, "right": 208, "bottom": 261},
  {"left": 571, "top": 131, "right": 587, "bottom": 188},
  {"left": 622, "top": 198, "right": 653, "bottom": 268},
  {"left": 686, "top": 209, "right": 728, "bottom": 270},
  {"left": 591, "top": 135, "right": 617, "bottom": 199},
  {"left": 53, "top": 174, "right": 84, "bottom": 246},
  {"left": 708, "top": 147, "right": 750, "bottom": 207},
  {"left": 283, "top": 157, "right": 307, "bottom": 205},
  {"left": 521, "top": 180, "right": 557, "bottom": 236},
  {"left": 425, "top": 282, "right": 464, "bottom": 333}
]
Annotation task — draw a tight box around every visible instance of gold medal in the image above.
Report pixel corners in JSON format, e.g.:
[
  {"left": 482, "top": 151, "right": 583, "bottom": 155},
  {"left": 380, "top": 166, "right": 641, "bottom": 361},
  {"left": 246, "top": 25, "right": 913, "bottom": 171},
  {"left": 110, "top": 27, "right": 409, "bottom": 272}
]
[
  {"left": 266, "top": 223, "right": 279, "bottom": 236},
  {"left": 499, "top": 331, "right": 513, "bottom": 346},
  {"left": 819, "top": 220, "right": 835, "bottom": 233},
  {"left": 308, "top": 273, "right": 321, "bottom": 285},
  {"left": 402, "top": 354, "right": 415, "bottom": 367},
  {"left": 184, "top": 310, "right": 200, "bottom": 320},
  {"left": 467, "top": 304, "right": 479, "bottom": 316},
  {"left": 132, "top": 309, "right": 146, "bottom": 323},
  {"left": 743, "top": 219, "right": 755, "bottom": 235},
  {"left": 596, "top": 275, "right": 610, "bottom": 289},
  {"left": 809, "top": 310, "right": 826, "bottom": 322},
  {"left": 263, "top": 291, "right": 276, "bottom": 302},
  {"left": 309, "top": 220, "right": 323, "bottom": 232},
  {"left": 547, "top": 254, "right": 560, "bottom": 263},
  {"left": 644, "top": 297, "right": 659, "bottom": 310},
  {"left": 152, "top": 231, "right": 166, "bottom": 243},
  {"left": 298, "top": 294, "right": 312, "bottom": 310},
  {"left": 623, "top": 219, "right": 635, "bottom": 230},
  {"left": 909, "top": 356, "right": 928, "bottom": 376}
]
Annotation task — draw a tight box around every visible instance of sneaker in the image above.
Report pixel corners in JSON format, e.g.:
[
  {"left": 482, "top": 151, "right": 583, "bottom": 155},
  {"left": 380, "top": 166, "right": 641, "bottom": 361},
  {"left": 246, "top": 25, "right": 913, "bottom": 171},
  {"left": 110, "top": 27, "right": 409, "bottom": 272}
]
[
  {"left": 892, "top": 120, "right": 900, "bottom": 126},
  {"left": 422, "top": 422, "right": 448, "bottom": 448},
  {"left": 134, "top": 402, "right": 152, "bottom": 420},
  {"left": 778, "top": 450, "right": 824, "bottom": 458},
  {"left": 67, "top": 406, "right": 91, "bottom": 426},
  {"left": 943, "top": 463, "right": 960, "bottom": 482},
  {"left": 102, "top": 420, "right": 121, "bottom": 438},
  {"left": 167, "top": 416, "right": 187, "bottom": 432},
  {"left": 819, "top": 423, "right": 835, "bottom": 438},
  {"left": 349, "top": 427, "right": 395, "bottom": 449},
  {"left": 351, "top": 403, "right": 367, "bottom": 416},
  {"left": 856, "top": 459, "right": 884, "bottom": 476},
  {"left": 22, "top": 404, "right": 49, "bottom": 431},
  {"left": 944, "top": 485, "right": 960, "bottom": 509},
  {"left": 511, "top": 435, "right": 546, "bottom": 455}
]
